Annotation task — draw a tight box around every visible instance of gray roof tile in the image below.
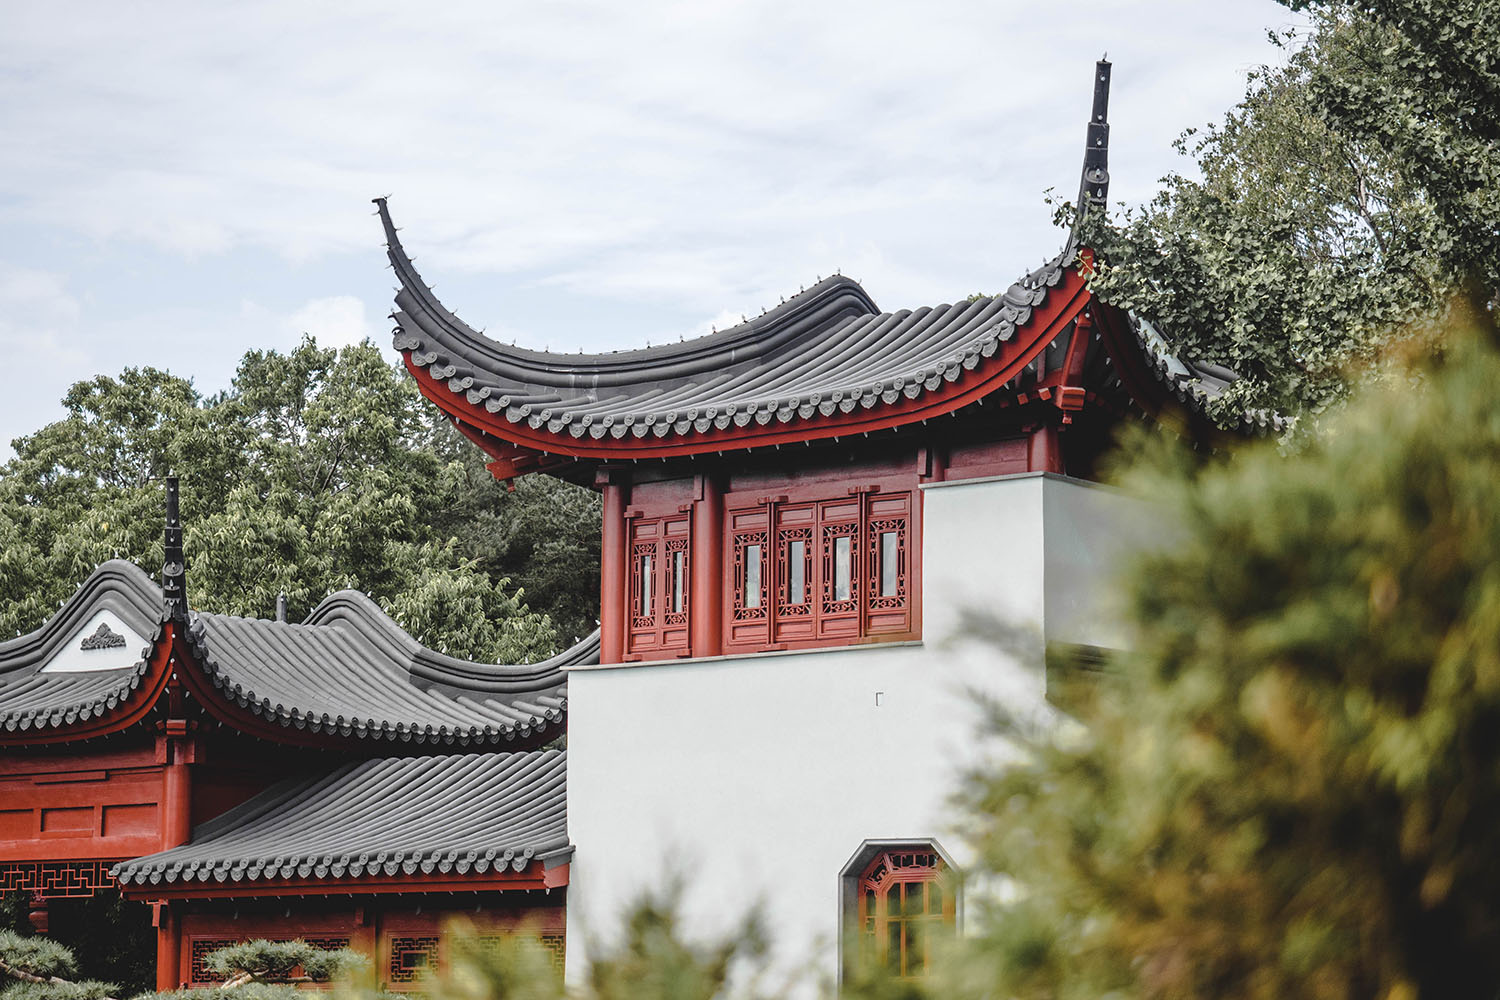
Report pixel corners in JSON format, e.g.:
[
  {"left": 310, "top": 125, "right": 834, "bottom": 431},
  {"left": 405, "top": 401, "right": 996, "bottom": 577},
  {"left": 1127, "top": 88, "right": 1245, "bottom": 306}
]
[
  {"left": 0, "top": 561, "right": 594, "bottom": 743},
  {"left": 113, "top": 750, "right": 569, "bottom": 887},
  {"left": 377, "top": 199, "right": 1077, "bottom": 441}
]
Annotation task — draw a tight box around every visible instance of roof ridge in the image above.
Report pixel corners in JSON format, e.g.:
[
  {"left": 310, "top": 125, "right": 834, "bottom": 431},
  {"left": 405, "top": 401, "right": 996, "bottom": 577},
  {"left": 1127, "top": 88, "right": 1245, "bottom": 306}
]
[{"left": 377, "top": 198, "right": 881, "bottom": 386}]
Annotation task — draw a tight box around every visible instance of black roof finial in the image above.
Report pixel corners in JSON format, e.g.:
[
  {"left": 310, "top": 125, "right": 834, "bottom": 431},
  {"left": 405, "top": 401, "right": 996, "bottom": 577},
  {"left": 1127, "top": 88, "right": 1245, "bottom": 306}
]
[
  {"left": 276, "top": 592, "right": 288, "bottom": 623},
  {"left": 163, "top": 475, "right": 188, "bottom": 624},
  {"left": 1074, "top": 58, "right": 1112, "bottom": 234}
]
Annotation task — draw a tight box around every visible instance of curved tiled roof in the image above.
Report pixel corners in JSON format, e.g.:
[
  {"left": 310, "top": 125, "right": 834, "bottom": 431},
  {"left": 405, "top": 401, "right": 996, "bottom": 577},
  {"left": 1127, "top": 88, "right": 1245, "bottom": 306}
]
[
  {"left": 113, "top": 750, "right": 569, "bottom": 887},
  {"left": 1128, "top": 314, "right": 1285, "bottom": 435},
  {"left": 0, "top": 560, "right": 166, "bottom": 735},
  {"left": 379, "top": 199, "right": 1080, "bottom": 444},
  {"left": 0, "top": 561, "right": 594, "bottom": 744},
  {"left": 186, "top": 592, "right": 585, "bottom": 746}
]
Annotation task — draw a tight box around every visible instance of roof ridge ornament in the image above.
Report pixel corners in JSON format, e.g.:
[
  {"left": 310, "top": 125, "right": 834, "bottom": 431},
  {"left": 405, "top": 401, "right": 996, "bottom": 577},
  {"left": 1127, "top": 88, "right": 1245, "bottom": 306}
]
[
  {"left": 162, "top": 474, "right": 188, "bottom": 624},
  {"left": 80, "top": 622, "right": 127, "bottom": 651},
  {"left": 1073, "top": 56, "right": 1112, "bottom": 237}
]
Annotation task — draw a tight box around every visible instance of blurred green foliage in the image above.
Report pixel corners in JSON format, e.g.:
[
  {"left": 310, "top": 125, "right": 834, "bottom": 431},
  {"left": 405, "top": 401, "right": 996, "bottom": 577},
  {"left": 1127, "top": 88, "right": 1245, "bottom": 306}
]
[{"left": 956, "top": 298, "right": 1500, "bottom": 999}]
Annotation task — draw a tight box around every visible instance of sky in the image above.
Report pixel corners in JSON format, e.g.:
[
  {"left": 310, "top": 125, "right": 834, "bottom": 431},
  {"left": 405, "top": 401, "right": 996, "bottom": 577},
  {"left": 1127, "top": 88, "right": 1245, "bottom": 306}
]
[{"left": 0, "top": 1, "right": 1304, "bottom": 457}]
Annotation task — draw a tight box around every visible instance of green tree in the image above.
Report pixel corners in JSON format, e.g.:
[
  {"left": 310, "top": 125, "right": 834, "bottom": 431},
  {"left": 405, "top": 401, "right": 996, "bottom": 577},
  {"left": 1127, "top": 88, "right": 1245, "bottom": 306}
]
[
  {"left": 0, "top": 933, "right": 363, "bottom": 1000},
  {"left": 0, "top": 338, "right": 600, "bottom": 663},
  {"left": 1287, "top": 0, "right": 1500, "bottom": 310},
  {"left": 0, "top": 930, "right": 118, "bottom": 1000},
  {"left": 953, "top": 297, "right": 1500, "bottom": 999},
  {"left": 425, "top": 423, "right": 602, "bottom": 645},
  {"left": 1079, "top": 0, "right": 1497, "bottom": 422}
]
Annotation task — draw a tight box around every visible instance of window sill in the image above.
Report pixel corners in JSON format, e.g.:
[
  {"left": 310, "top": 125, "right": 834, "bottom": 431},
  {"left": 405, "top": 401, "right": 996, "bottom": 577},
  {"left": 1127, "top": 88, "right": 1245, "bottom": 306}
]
[{"left": 566, "top": 638, "right": 925, "bottom": 672}]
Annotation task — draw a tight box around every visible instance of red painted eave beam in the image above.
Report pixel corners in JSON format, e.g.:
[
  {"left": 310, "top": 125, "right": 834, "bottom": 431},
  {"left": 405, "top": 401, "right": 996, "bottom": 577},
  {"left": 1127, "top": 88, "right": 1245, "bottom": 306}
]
[{"left": 118, "top": 862, "right": 568, "bottom": 901}]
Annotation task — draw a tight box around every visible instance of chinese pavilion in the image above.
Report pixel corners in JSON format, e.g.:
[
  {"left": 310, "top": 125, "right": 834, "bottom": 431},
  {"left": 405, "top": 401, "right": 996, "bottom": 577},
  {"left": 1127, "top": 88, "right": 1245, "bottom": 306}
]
[
  {"left": 1, "top": 60, "right": 1266, "bottom": 989},
  {"left": 0, "top": 480, "right": 590, "bottom": 989}
]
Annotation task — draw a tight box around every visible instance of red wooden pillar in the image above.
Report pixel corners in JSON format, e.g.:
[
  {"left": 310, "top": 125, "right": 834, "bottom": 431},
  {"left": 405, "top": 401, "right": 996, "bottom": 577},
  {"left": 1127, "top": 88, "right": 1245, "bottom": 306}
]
[
  {"left": 154, "top": 902, "right": 181, "bottom": 991},
  {"left": 27, "top": 893, "right": 48, "bottom": 934},
  {"left": 160, "top": 722, "right": 194, "bottom": 849},
  {"left": 156, "top": 659, "right": 195, "bottom": 991},
  {"left": 1027, "top": 423, "right": 1065, "bottom": 474},
  {"left": 690, "top": 473, "right": 724, "bottom": 658},
  {"left": 598, "top": 468, "right": 630, "bottom": 665},
  {"left": 352, "top": 906, "right": 379, "bottom": 990}
]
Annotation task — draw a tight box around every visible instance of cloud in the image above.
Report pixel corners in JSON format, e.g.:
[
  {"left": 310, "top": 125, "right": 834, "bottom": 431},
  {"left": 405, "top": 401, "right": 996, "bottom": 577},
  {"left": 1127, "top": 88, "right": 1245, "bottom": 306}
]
[
  {"left": 282, "top": 296, "right": 374, "bottom": 350},
  {"left": 0, "top": 0, "right": 1308, "bottom": 450}
]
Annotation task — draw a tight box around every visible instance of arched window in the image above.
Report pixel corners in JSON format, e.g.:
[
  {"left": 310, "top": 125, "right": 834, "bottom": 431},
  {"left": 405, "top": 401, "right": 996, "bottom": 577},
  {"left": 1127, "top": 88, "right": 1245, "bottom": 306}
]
[{"left": 840, "top": 841, "right": 957, "bottom": 981}]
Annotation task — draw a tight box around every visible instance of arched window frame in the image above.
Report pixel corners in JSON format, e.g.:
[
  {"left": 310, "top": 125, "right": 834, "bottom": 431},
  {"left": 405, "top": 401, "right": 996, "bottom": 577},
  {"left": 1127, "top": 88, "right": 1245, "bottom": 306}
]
[{"left": 838, "top": 839, "right": 959, "bottom": 983}]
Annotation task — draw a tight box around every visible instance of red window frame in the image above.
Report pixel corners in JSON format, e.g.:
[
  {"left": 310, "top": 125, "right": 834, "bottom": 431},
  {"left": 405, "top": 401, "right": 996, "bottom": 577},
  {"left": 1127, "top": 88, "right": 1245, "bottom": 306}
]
[
  {"left": 625, "top": 514, "right": 691, "bottom": 658},
  {"left": 724, "top": 487, "right": 916, "bottom": 653}
]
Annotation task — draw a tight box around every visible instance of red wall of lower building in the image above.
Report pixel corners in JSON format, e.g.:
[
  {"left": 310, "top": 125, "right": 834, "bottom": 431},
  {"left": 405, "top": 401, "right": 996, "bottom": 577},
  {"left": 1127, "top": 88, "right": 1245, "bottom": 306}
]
[
  {"left": 0, "top": 739, "right": 165, "bottom": 863},
  {"left": 174, "top": 894, "right": 566, "bottom": 991}
]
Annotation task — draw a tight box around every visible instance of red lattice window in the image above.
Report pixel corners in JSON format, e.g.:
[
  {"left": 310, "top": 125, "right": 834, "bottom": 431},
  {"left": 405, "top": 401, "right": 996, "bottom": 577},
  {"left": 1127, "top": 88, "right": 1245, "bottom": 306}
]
[
  {"left": 190, "top": 936, "right": 351, "bottom": 985},
  {"left": 190, "top": 939, "right": 238, "bottom": 985},
  {"left": 625, "top": 514, "right": 691, "bottom": 658},
  {"left": 724, "top": 501, "right": 771, "bottom": 648},
  {"left": 857, "top": 850, "right": 952, "bottom": 979},
  {"left": 388, "top": 936, "right": 439, "bottom": 984},
  {"left": 864, "top": 492, "right": 911, "bottom": 634},
  {"left": 477, "top": 933, "right": 565, "bottom": 976},
  {"left": 725, "top": 490, "right": 914, "bottom": 651}
]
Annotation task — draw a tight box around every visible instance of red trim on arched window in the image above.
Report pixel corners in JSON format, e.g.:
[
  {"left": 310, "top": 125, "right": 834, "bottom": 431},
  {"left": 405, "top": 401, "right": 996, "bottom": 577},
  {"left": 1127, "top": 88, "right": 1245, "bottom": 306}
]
[{"left": 857, "top": 849, "right": 953, "bottom": 979}]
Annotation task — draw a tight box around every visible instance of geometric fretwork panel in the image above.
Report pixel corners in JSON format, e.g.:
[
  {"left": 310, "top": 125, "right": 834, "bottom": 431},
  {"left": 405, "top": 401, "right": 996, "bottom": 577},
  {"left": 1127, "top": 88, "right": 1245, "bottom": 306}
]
[
  {"left": 189, "top": 939, "right": 238, "bottom": 985},
  {"left": 0, "top": 861, "right": 118, "bottom": 898},
  {"left": 190, "top": 936, "right": 352, "bottom": 985},
  {"left": 538, "top": 934, "right": 565, "bottom": 975},
  {"left": 388, "top": 936, "right": 439, "bottom": 984},
  {"left": 477, "top": 933, "right": 565, "bottom": 976}
]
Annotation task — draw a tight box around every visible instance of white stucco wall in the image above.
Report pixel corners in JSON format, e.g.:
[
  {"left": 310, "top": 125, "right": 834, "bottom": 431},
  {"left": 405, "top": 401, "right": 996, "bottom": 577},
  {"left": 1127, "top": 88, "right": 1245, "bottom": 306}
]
[
  {"left": 1042, "top": 475, "right": 1154, "bottom": 650},
  {"left": 562, "top": 473, "right": 1147, "bottom": 989}
]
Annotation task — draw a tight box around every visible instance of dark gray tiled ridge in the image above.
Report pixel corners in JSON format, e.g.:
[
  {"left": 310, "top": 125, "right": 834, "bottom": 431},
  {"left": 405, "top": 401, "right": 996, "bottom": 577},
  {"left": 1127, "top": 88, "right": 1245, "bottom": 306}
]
[
  {"left": 186, "top": 592, "right": 586, "bottom": 745},
  {"left": 378, "top": 199, "right": 1079, "bottom": 441},
  {"left": 0, "top": 560, "right": 593, "bottom": 742},
  {"left": 1128, "top": 314, "right": 1285, "bottom": 434},
  {"left": 113, "top": 750, "right": 569, "bottom": 886},
  {"left": 0, "top": 560, "right": 165, "bottom": 734}
]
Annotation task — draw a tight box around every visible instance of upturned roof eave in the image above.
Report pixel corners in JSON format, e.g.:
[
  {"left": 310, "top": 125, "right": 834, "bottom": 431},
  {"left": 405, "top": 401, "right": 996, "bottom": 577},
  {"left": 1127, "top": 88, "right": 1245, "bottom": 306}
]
[
  {"left": 376, "top": 197, "right": 881, "bottom": 382},
  {"left": 397, "top": 268, "right": 1096, "bottom": 461}
]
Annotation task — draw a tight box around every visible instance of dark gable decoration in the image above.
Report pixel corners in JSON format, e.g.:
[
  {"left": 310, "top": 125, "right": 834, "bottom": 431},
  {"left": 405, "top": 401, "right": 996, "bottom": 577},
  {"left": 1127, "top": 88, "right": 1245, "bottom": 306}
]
[{"left": 79, "top": 623, "right": 127, "bottom": 651}]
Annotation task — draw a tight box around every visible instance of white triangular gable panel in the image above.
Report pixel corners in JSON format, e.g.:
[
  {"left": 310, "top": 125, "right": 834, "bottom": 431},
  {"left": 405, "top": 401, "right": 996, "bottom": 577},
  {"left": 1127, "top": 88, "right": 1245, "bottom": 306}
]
[{"left": 39, "top": 610, "right": 150, "bottom": 674}]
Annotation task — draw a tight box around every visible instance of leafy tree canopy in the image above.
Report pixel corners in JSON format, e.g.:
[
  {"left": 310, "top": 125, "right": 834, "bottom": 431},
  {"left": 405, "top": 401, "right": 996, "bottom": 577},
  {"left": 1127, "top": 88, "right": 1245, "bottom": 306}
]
[
  {"left": 0, "top": 338, "right": 600, "bottom": 663},
  {"left": 1078, "top": 0, "right": 1498, "bottom": 422},
  {"left": 956, "top": 296, "right": 1500, "bottom": 999}
]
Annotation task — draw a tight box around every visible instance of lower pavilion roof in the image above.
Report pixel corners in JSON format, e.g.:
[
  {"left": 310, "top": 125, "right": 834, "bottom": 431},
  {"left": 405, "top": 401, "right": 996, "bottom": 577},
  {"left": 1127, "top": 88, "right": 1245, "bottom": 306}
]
[
  {"left": 113, "top": 750, "right": 569, "bottom": 890},
  {"left": 0, "top": 560, "right": 594, "bottom": 746}
]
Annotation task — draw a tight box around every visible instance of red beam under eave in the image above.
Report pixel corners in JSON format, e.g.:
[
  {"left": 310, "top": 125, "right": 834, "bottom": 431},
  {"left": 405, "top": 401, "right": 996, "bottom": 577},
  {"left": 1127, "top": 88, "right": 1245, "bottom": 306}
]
[
  {"left": 0, "top": 624, "right": 178, "bottom": 747},
  {"left": 404, "top": 270, "right": 1094, "bottom": 461},
  {"left": 118, "top": 862, "right": 569, "bottom": 901},
  {"left": 1089, "top": 303, "right": 1227, "bottom": 443}
]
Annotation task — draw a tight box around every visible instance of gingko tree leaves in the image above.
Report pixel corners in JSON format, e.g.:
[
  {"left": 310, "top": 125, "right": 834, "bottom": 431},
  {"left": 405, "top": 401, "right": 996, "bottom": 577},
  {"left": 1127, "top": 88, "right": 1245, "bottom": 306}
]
[{"left": 1078, "top": 2, "right": 1496, "bottom": 424}]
